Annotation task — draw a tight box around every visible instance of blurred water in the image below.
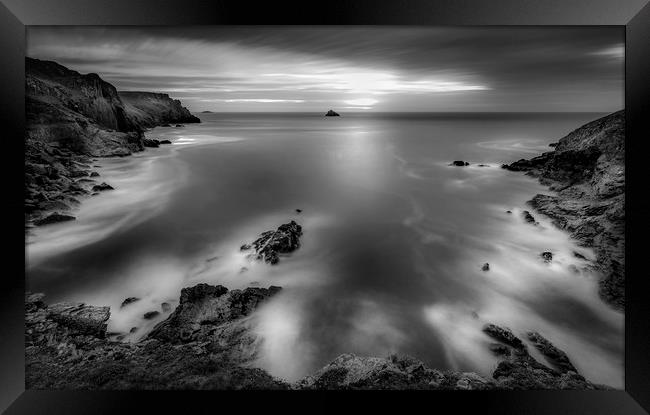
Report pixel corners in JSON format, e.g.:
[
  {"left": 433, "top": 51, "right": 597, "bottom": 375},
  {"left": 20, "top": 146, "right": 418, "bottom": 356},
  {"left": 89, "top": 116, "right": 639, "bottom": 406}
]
[{"left": 25, "top": 112, "right": 623, "bottom": 387}]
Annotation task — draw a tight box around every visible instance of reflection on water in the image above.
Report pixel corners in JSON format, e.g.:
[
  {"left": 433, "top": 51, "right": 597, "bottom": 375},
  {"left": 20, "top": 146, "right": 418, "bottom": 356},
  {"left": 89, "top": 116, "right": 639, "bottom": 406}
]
[{"left": 25, "top": 112, "right": 623, "bottom": 387}]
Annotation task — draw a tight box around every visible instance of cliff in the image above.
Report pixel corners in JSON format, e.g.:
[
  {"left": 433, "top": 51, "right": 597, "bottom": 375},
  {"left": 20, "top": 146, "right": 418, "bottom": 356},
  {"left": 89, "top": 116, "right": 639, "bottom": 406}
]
[
  {"left": 119, "top": 91, "right": 200, "bottom": 127},
  {"left": 24, "top": 57, "right": 200, "bottom": 227},
  {"left": 502, "top": 110, "right": 625, "bottom": 309}
]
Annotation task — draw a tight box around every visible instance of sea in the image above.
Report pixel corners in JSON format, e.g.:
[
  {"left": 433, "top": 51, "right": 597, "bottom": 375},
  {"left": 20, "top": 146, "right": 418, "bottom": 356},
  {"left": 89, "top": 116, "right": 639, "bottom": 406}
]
[{"left": 25, "top": 112, "right": 624, "bottom": 387}]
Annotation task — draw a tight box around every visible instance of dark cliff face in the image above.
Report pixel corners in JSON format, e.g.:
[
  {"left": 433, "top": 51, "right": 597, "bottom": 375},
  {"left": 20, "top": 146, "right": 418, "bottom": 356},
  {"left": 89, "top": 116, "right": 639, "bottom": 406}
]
[
  {"left": 26, "top": 57, "right": 144, "bottom": 155},
  {"left": 119, "top": 91, "right": 201, "bottom": 127},
  {"left": 24, "top": 57, "right": 201, "bottom": 227},
  {"left": 502, "top": 110, "right": 625, "bottom": 309}
]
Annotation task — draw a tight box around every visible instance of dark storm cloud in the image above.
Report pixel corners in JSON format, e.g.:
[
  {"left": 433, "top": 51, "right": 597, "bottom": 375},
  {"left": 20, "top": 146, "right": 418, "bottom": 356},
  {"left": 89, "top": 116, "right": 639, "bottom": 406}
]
[{"left": 26, "top": 26, "right": 623, "bottom": 112}]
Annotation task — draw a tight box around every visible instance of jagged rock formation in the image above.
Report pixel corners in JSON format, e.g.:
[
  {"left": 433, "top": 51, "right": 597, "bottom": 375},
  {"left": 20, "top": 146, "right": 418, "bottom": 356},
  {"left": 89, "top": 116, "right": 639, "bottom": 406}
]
[
  {"left": 24, "top": 57, "right": 200, "bottom": 227},
  {"left": 502, "top": 110, "right": 625, "bottom": 309},
  {"left": 299, "top": 354, "right": 492, "bottom": 390},
  {"left": 240, "top": 221, "right": 303, "bottom": 264},
  {"left": 25, "top": 285, "right": 288, "bottom": 390},
  {"left": 325, "top": 109, "right": 340, "bottom": 116},
  {"left": 119, "top": 91, "right": 200, "bottom": 127},
  {"left": 25, "top": 285, "right": 608, "bottom": 390}
]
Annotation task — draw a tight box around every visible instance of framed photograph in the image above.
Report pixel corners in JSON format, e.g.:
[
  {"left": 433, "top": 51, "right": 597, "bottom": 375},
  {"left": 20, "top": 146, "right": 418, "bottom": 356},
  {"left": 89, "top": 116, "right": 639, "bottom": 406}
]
[{"left": 1, "top": 0, "right": 649, "bottom": 413}]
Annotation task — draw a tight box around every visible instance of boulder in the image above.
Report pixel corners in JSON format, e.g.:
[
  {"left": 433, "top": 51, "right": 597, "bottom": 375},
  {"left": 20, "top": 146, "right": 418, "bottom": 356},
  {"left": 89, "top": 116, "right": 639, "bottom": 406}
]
[
  {"left": 161, "top": 302, "right": 172, "bottom": 312},
  {"left": 540, "top": 252, "right": 553, "bottom": 263},
  {"left": 120, "top": 297, "right": 140, "bottom": 308},
  {"left": 325, "top": 109, "right": 340, "bottom": 117},
  {"left": 242, "top": 220, "right": 303, "bottom": 264},
  {"left": 521, "top": 210, "right": 537, "bottom": 224},
  {"left": 481, "top": 263, "right": 490, "bottom": 271},
  {"left": 143, "top": 311, "right": 160, "bottom": 320},
  {"left": 90, "top": 171, "right": 100, "bottom": 177},
  {"left": 142, "top": 138, "right": 160, "bottom": 148},
  {"left": 92, "top": 182, "right": 114, "bottom": 192},
  {"left": 159, "top": 140, "right": 172, "bottom": 144},
  {"left": 451, "top": 160, "right": 470, "bottom": 166}
]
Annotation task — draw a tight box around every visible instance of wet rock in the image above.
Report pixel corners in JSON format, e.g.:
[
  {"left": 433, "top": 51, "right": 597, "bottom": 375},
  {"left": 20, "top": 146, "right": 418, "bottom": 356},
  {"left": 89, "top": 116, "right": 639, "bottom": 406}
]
[
  {"left": 92, "top": 182, "right": 114, "bottom": 192},
  {"left": 295, "top": 209, "right": 302, "bottom": 213},
  {"left": 540, "top": 252, "right": 553, "bottom": 263},
  {"left": 489, "top": 343, "right": 511, "bottom": 357},
  {"left": 527, "top": 332, "right": 577, "bottom": 373},
  {"left": 521, "top": 210, "right": 537, "bottom": 225},
  {"left": 160, "top": 124, "right": 172, "bottom": 127},
  {"left": 506, "top": 210, "right": 512, "bottom": 214},
  {"left": 120, "top": 297, "right": 140, "bottom": 308},
  {"left": 325, "top": 109, "right": 340, "bottom": 117},
  {"left": 129, "top": 327, "right": 138, "bottom": 333},
  {"left": 549, "top": 142, "right": 558, "bottom": 147},
  {"left": 159, "top": 140, "right": 172, "bottom": 144},
  {"left": 481, "top": 263, "right": 490, "bottom": 271},
  {"left": 482, "top": 324, "right": 525, "bottom": 350},
  {"left": 161, "top": 302, "right": 172, "bottom": 312},
  {"left": 142, "top": 138, "right": 160, "bottom": 148},
  {"left": 243, "top": 220, "right": 303, "bottom": 264},
  {"left": 451, "top": 160, "right": 470, "bottom": 166},
  {"left": 175, "top": 124, "right": 183, "bottom": 127},
  {"left": 143, "top": 311, "right": 160, "bottom": 320},
  {"left": 33, "top": 213, "right": 76, "bottom": 226},
  {"left": 240, "top": 267, "right": 249, "bottom": 274},
  {"left": 573, "top": 251, "right": 587, "bottom": 260}
]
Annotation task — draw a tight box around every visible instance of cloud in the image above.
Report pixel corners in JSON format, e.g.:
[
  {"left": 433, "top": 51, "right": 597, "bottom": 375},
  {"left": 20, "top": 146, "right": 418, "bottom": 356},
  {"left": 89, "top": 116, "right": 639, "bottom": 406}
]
[{"left": 26, "top": 26, "right": 623, "bottom": 112}]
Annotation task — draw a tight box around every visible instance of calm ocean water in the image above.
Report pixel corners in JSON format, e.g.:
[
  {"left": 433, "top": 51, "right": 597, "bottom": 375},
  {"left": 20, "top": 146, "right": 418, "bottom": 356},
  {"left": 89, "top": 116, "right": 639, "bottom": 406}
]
[{"left": 26, "top": 112, "right": 623, "bottom": 387}]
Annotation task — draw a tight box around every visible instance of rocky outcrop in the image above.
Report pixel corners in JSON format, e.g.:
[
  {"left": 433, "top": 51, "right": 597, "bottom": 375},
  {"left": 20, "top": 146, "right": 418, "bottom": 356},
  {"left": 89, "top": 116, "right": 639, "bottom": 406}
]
[
  {"left": 25, "top": 57, "right": 199, "bottom": 227},
  {"left": 25, "top": 285, "right": 288, "bottom": 390},
  {"left": 147, "top": 284, "right": 281, "bottom": 345},
  {"left": 119, "top": 91, "right": 200, "bottom": 127},
  {"left": 501, "top": 110, "right": 624, "bottom": 309},
  {"left": 451, "top": 160, "right": 470, "bottom": 166},
  {"left": 240, "top": 221, "right": 303, "bottom": 264},
  {"left": 25, "top": 286, "right": 608, "bottom": 390},
  {"left": 325, "top": 109, "right": 340, "bottom": 116}
]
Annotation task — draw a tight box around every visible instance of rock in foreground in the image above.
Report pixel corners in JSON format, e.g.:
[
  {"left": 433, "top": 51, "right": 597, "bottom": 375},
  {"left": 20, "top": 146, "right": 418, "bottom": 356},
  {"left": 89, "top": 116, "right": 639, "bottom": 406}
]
[{"left": 25, "top": 287, "right": 609, "bottom": 390}]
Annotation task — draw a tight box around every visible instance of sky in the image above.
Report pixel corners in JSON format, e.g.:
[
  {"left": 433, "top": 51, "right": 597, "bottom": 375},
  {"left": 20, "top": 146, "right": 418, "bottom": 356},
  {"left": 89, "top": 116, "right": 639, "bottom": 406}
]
[{"left": 26, "top": 26, "right": 624, "bottom": 113}]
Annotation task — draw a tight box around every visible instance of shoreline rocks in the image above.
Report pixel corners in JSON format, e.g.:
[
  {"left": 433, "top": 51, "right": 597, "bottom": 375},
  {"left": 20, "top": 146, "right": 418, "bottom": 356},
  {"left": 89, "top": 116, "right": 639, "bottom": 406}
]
[
  {"left": 501, "top": 110, "right": 625, "bottom": 309},
  {"left": 25, "top": 285, "right": 609, "bottom": 390}
]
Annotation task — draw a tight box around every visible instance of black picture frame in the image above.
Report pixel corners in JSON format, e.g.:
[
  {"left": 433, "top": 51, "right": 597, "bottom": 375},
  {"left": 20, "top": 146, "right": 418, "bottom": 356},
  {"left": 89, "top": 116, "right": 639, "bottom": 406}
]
[{"left": 1, "top": 0, "right": 649, "bottom": 413}]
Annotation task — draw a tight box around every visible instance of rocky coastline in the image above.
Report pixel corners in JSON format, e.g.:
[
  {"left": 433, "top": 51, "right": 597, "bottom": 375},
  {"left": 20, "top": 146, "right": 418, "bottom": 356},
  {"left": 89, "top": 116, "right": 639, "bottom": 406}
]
[
  {"left": 25, "top": 57, "right": 200, "bottom": 229},
  {"left": 26, "top": 219, "right": 608, "bottom": 390},
  {"left": 502, "top": 110, "right": 625, "bottom": 309},
  {"left": 25, "top": 281, "right": 607, "bottom": 390}
]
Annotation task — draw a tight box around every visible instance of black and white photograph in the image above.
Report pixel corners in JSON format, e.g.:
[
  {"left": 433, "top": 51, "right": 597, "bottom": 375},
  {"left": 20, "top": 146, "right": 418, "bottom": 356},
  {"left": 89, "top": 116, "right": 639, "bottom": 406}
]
[{"left": 24, "top": 26, "right": 625, "bottom": 390}]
